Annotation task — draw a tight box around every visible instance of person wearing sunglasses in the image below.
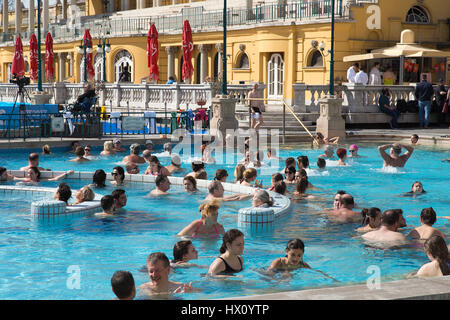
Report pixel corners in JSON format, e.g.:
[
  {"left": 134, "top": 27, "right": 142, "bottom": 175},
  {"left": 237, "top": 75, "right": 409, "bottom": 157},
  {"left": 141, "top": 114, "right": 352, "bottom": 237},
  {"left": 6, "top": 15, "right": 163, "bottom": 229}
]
[
  {"left": 111, "top": 166, "right": 125, "bottom": 186},
  {"left": 284, "top": 166, "right": 296, "bottom": 185},
  {"left": 84, "top": 145, "right": 94, "bottom": 159},
  {"left": 348, "top": 144, "right": 362, "bottom": 158}
]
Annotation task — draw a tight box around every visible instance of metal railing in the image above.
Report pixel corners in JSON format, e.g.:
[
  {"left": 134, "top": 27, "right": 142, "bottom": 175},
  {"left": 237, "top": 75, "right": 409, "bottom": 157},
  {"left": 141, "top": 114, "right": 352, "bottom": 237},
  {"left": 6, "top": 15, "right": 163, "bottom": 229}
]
[{"left": 0, "top": 108, "right": 210, "bottom": 141}]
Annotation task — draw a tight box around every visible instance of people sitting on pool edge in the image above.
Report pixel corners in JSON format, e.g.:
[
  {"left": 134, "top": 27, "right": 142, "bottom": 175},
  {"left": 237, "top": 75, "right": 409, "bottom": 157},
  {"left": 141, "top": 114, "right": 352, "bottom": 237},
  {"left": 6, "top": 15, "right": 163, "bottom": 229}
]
[
  {"left": 95, "top": 195, "right": 116, "bottom": 217},
  {"left": 313, "top": 132, "right": 340, "bottom": 147},
  {"left": 20, "top": 153, "right": 50, "bottom": 171},
  {"left": 123, "top": 143, "right": 146, "bottom": 164},
  {"left": 403, "top": 181, "right": 426, "bottom": 196},
  {"left": 171, "top": 240, "right": 206, "bottom": 269},
  {"left": 71, "top": 185, "right": 95, "bottom": 206},
  {"left": 113, "top": 138, "right": 127, "bottom": 153},
  {"left": 91, "top": 169, "right": 107, "bottom": 188},
  {"left": 407, "top": 207, "right": 447, "bottom": 241},
  {"left": 327, "top": 193, "right": 361, "bottom": 223},
  {"left": 165, "top": 154, "right": 183, "bottom": 174},
  {"left": 336, "top": 148, "right": 347, "bottom": 166},
  {"left": 356, "top": 207, "right": 382, "bottom": 233},
  {"left": 413, "top": 235, "right": 450, "bottom": 278},
  {"left": 208, "top": 229, "right": 244, "bottom": 276},
  {"left": 139, "top": 252, "right": 194, "bottom": 297},
  {"left": 125, "top": 162, "right": 139, "bottom": 175},
  {"left": 177, "top": 199, "right": 225, "bottom": 238},
  {"left": 100, "top": 141, "right": 116, "bottom": 156},
  {"left": 70, "top": 146, "right": 91, "bottom": 163},
  {"left": 204, "top": 181, "right": 252, "bottom": 202},
  {"left": 186, "top": 161, "right": 207, "bottom": 180},
  {"left": 112, "top": 189, "right": 127, "bottom": 212},
  {"left": 348, "top": 144, "right": 362, "bottom": 158},
  {"left": 319, "top": 145, "right": 335, "bottom": 159},
  {"left": 14, "top": 167, "right": 74, "bottom": 184},
  {"left": 378, "top": 143, "right": 414, "bottom": 168},
  {"left": 111, "top": 166, "right": 125, "bottom": 186},
  {"left": 111, "top": 270, "right": 136, "bottom": 300},
  {"left": 362, "top": 209, "right": 408, "bottom": 245},
  {"left": 238, "top": 168, "right": 263, "bottom": 188},
  {"left": 53, "top": 182, "right": 72, "bottom": 204},
  {"left": 183, "top": 176, "right": 198, "bottom": 193}
]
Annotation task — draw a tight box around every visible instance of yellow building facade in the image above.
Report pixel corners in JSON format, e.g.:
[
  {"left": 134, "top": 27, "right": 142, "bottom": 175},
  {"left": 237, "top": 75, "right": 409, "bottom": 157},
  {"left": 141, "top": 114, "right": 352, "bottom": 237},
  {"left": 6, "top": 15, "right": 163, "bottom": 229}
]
[{"left": 0, "top": 0, "right": 449, "bottom": 103}]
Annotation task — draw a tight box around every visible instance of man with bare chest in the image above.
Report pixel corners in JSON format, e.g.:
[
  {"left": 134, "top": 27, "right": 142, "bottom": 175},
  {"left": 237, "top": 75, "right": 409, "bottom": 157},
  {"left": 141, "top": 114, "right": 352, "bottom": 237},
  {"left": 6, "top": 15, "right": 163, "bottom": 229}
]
[{"left": 378, "top": 143, "right": 414, "bottom": 168}]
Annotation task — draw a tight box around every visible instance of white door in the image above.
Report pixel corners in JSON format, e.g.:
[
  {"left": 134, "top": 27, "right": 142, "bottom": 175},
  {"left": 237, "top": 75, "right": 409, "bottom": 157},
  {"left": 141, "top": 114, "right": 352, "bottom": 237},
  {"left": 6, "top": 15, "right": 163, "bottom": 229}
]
[{"left": 268, "top": 53, "right": 284, "bottom": 99}]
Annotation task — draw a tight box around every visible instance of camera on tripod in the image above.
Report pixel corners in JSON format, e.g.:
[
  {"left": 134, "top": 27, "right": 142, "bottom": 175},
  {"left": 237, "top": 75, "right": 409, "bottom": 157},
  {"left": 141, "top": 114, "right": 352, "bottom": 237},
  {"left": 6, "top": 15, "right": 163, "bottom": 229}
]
[{"left": 10, "top": 74, "right": 30, "bottom": 90}]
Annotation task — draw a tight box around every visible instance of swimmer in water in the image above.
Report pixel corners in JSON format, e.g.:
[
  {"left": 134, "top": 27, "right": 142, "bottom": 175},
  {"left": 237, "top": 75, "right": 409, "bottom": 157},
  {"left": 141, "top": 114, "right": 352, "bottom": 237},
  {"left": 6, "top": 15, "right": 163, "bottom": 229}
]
[
  {"left": 100, "top": 141, "right": 116, "bottom": 156},
  {"left": 410, "top": 134, "right": 419, "bottom": 145},
  {"left": 112, "top": 189, "right": 127, "bottom": 212},
  {"left": 14, "top": 167, "right": 73, "bottom": 184},
  {"left": 403, "top": 181, "right": 426, "bottom": 196},
  {"left": 164, "top": 154, "right": 184, "bottom": 175},
  {"left": 204, "top": 181, "right": 252, "bottom": 202},
  {"left": 110, "top": 166, "right": 125, "bottom": 186},
  {"left": 0, "top": 167, "right": 14, "bottom": 181},
  {"left": 112, "top": 138, "right": 127, "bottom": 152},
  {"left": 20, "top": 153, "right": 50, "bottom": 171},
  {"left": 407, "top": 207, "right": 447, "bottom": 241},
  {"left": 268, "top": 239, "right": 311, "bottom": 272},
  {"left": 111, "top": 271, "right": 136, "bottom": 300},
  {"left": 95, "top": 195, "right": 117, "bottom": 217},
  {"left": 378, "top": 143, "right": 414, "bottom": 168},
  {"left": 413, "top": 235, "right": 450, "bottom": 278},
  {"left": 170, "top": 240, "right": 207, "bottom": 268},
  {"left": 356, "top": 207, "right": 382, "bottom": 233},
  {"left": 348, "top": 144, "right": 362, "bottom": 158},
  {"left": 336, "top": 148, "right": 347, "bottom": 166},
  {"left": 362, "top": 209, "right": 409, "bottom": 246},
  {"left": 122, "top": 143, "right": 146, "bottom": 164},
  {"left": 183, "top": 176, "right": 198, "bottom": 193},
  {"left": 318, "top": 145, "right": 335, "bottom": 159},
  {"left": 71, "top": 185, "right": 95, "bottom": 205},
  {"left": 208, "top": 229, "right": 245, "bottom": 276},
  {"left": 149, "top": 174, "right": 171, "bottom": 196},
  {"left": 70, "top": 146, "right": 91, "bottom": 163}
]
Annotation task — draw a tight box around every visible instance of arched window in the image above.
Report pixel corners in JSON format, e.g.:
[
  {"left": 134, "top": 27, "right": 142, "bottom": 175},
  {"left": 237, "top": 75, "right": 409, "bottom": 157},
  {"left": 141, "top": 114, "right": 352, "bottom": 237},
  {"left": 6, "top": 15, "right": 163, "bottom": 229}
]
[
  {"left": 237, "top": 53, "right": 249, "bottom": 69},
  {"left": 307, "top": 50, "right": 323, "bottom": 67},
  {"left": 406, "top": 6, "right": 430, "bottom": 23},
  {"left": 94, "top": 54, "right": 104, "bottom": 82},
  {"left": 114, "top": 50, "right": 133, "bottom": 83}
]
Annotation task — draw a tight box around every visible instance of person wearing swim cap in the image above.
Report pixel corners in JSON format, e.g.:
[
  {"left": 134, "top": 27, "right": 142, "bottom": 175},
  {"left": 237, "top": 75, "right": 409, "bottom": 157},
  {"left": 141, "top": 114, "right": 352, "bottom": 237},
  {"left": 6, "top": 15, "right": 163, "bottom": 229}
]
[
  {"left": 378, "top": 142, "right": 414, "bottom": 168},
  {"left": 144, "top": 140, "right": 155, "bottom": 152},
  {"left": 348, "top": 144, "right": 362, "bottom": 158}
]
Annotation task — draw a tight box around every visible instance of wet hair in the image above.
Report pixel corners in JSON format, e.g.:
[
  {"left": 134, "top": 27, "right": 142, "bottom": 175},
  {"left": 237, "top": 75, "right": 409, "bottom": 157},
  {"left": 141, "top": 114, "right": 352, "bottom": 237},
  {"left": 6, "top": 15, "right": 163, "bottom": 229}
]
[
  {"left": 101, "top": 195, "right": 115, "bottom": 212},
  {"left": 29, "top": 153, "right": 39, "bottom": 161},
  {"left": 424, "top": 235, "right": 450, "bottom": 276},
  {"left": 191, "top": 161, "right": 205, "bottom": 172},
  {"left": 285, "top": 157, "right": 296, "bottom": 168},
  {"left": 0, "top": 167, "right": 6, "bottom": 176},
  {"left": 420, "top": 207, "right": 437, "bottom": 226},
  {"left": 254, "top": 189, "right": 274, "bottom": 207},
  {"left": 411, "top": 134, "right": 419, "bottom": 141},
  {"left": 286, "top": 238, "right": 305, "bottom": 252},
  {"left": 214, "top": 169, "right": 228, "bottom": 181},
  {"left": 219, "top": 229, "right": 244, "bottom": 254},
  {"left": 173, "top": 240, "right": 193, "bottom": 263},
  {"left": 29, "top": 166, "right": 41, "bottom": 180},
  {"left": 410, "top": 181, "right": 426, "bottom": 193},
  {"left": 42, "top": 145, "right": 51, "bottom": 154},
  {"left": 234, "top": 164, "right": 246, "bottom": 182},
  {"left": 284, "top": 166, "right": 296, "bottom": 175},
  {"left": 317, "top": 157, "right": 326, "bottom": 169},
  {"left": 104, "top": 141, "right": 114, "bottom": 152},
  {"left": 194, "top": 170, "right": 207, "bottom": 180},
  {"left": 208, "top": 180, "right": 222, "bottom": 195},
  {"left": 125, "top": 162, "right": 139, "bottom": 173},
  {"left": 111, "top": 271, "right": 135, "bottom": 299},
  {"left": 113, "top": 166, "right": 125, "bottom": 182},
  {"left": 336, "top": 190, "right": 346, "bottom": 195},
  {"left": 297, "top": 156, "right": 310, "bottom": 169},
  {"left": 336, "top": 148, "right": 347, "bottom": 159},
  {"left": 77, "top": 185, "right": 95, "bottom": 202},
  {"left": 56, "top": 182, "right": 72, "bottom": 203},
  {"left": 381, "top": 209, "right": 401, "bottom": 227},
  {"left": 75, "top": 146, "right": 85, "bottom": 157},
  {"left": 111, "top": 189, "right": 126, "bottom": 200},
  {"left": 146, "top": 252, "right": 170, "bottom": 268},
  {"left": 274, "top": 181, "right": 287, "bottom": 195},
  {"left": 361, "top": 207, "right": 382, "bottom": 227},
  {"left": 271, "top": 172, "right": 284, "bottom": 183},
  {"left": 295, "top": 176, "right": 308, "bottom": 194},
  {"left": 183, "top": 175, "right": 197, "bottom": 190},
  {"left": 155, "top": 174, "right": 169, "bottom": 187},
  {"left": 243, "top": 168, "right": 257, "bottom": 180},
  {"left": 199, "top": 199, "right": 221, "bottom": 219},
  {"left": 92, "top": 169, "right": 106, "bottom": 187},
  {"left": 339, "top": 194, "right": 354, "bottom": 207}
]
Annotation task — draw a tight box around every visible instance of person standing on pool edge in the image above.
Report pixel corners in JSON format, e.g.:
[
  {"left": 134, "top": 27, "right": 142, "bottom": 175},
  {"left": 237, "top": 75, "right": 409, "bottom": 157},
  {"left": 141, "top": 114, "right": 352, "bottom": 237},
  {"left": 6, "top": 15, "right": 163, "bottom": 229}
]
[{"left": 378, "top": 143, "right": 414, "bottom": 168}]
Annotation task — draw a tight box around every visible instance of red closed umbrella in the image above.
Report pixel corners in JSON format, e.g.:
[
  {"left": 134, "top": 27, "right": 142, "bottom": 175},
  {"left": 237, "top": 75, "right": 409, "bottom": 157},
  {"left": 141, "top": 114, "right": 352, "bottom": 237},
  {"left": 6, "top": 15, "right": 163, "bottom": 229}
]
[
  {"left": 45, "top": 32, "right": 55, "bottom": 82},
  {"left": 29, "top": 34, "right": 38, "bottom": 81},
  {"left": 83, "top": 29, "right": 95, "bottom": 81},
  {"left": 147, "top": 24, "right": 160, "bottom": 82},
  {"left": 181, "top": 20, "right": 194, "bottom": 82},
  {"left": 11, "top": 36, "right": 25, "bottom": 78}
]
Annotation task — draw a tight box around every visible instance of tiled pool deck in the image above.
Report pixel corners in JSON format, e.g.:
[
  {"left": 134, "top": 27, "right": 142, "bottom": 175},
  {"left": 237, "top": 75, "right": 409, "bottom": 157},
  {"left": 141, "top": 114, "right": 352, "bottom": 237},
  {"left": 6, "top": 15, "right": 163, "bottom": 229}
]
[{"left": 1, "top": 128, "right": 449, "bottom": 300}]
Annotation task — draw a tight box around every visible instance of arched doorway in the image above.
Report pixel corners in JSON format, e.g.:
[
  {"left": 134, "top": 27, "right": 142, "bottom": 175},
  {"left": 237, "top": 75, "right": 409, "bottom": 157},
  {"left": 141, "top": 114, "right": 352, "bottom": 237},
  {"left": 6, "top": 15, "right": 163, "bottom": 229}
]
[
  {"left": 114, "top": 50, "right": 133, "bottom": 83},
  {"left": 268, "top": 53, "right": 284, "bottom": 99}
]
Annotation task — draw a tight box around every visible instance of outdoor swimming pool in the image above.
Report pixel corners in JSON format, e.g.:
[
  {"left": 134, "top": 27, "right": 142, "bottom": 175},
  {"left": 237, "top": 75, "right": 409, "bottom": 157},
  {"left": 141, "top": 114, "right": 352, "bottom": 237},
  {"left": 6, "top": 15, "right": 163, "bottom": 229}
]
[{"left": 0, "top": 142, "right": 449, "bottom": 299}]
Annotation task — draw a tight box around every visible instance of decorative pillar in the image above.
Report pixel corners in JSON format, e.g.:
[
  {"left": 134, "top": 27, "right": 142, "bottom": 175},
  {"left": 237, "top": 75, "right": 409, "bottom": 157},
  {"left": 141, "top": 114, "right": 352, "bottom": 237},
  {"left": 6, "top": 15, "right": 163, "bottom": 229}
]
[
  {"left": 121, "top": 0, "right": 129, "bottom": 11},
  {"left": 165, "top": 46, "right": 177, "bottom": 81},
  {"left": 43, "top": 0, "right": 49, "bottom": 33},
  {"left": 3, "top": 0, "right": 8, "bottom": 37},
  {"left": 138, "top": 0, "right": 145, "bottom": 9},
  {"left": 198, "top": 44, "right": 210, "bottom": 84},
  {"left": 292, "top": 83, "right": 307, "bottom": 113},
  {"left": 215, "top": 43, "right": 223, "bottom": 81},
  {"left": 58, "top": 53, "right": 66, "bottom": 82},
  {"left": 28, "top": 0, "right": 35, "bottom": 35},
  {"left": 15, "top": 0, "right": 22, "bottom": 34},
  {"left": 210, "top": 95, "right": 238, "bottom": 138},
  {"left": 316, "top": 96, "right": 346, "bottom": 141}
]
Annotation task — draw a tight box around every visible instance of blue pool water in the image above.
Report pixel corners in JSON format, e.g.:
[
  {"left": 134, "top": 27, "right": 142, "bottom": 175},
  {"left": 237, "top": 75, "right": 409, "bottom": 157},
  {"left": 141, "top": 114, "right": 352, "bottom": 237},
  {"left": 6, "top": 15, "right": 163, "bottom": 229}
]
[{"left": 0, "top": 142, "right": 449, "bottom": 299}]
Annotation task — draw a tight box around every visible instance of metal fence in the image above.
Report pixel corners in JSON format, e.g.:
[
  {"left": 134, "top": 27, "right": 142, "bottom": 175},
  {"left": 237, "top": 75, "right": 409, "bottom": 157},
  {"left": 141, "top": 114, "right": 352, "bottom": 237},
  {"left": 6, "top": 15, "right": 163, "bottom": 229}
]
[{"left": 0, "top": 109, "right": 210, "bottom": 141}]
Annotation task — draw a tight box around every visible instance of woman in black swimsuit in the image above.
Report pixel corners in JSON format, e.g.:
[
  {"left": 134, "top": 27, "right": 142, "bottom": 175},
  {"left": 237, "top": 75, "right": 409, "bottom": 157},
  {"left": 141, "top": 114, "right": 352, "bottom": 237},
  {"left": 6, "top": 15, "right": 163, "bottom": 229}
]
[{"left": 208, "top": 229, "right": 245, "bottom": 276}]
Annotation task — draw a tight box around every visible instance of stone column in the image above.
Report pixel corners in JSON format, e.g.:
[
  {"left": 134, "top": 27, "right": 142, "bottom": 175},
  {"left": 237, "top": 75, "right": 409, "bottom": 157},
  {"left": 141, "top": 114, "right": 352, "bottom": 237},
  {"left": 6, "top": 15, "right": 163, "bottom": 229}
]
[
  {"left": 121, "top": 0, "right": 129, "bottom": 11},
  {"left": 58, "top": 53, "right": 66, "bottom": 82},
  {"left": 165, "top": 46, "right": 177, "bottom": 81},
  {"left": 62, "top": 0, "right": 68, "bottom": 19},
  {"left": 343, "top": 83, "right": 364, "bottom": 113},
  {"left": 28, "top": 0, "right": 35, "bottom": 35},
  {"left": 292, "top": 83, "right": 306, "bottom": 113},
  {"left": 316, "top": 96, "right": 346, "bottom": 141},
  {"left": 198, "top": 44, "right": 210, "bottom": 84},
  {"left": 67, "top": 52, "right": 73, "bottom": 77},
  {"left": 138, "top": 0, "right": 145, "bottom": 9},
  {"left": 43, "top": 0, "right": 49, "bottom": 33},
  {"left": 215, "top": 43, "right": 223, "bottom": 80},
  {"left": 153, "top": 0, "right": 162, "bottom": 7},
  {"left": 210, "top": 95, "right": 238, "bottom": 138},
  {"left": 2, "top": 0, "right": 8, "bottom": 38},
  {"left": 15, "top": 0, "right": 22, "bottom": 34}
]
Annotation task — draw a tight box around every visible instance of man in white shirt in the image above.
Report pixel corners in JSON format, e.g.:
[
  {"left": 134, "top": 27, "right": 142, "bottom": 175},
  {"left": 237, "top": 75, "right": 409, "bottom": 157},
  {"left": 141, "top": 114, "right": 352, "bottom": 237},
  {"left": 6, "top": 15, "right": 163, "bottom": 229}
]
[
  {"left": 346, "top": 63, "right": 359, "bottom": 83},
  {"left": 369, "top": 62, "right": 382, "bottom": 85},
  {"left": 355, "top": 68, "right": 368, "bottom": 85}
]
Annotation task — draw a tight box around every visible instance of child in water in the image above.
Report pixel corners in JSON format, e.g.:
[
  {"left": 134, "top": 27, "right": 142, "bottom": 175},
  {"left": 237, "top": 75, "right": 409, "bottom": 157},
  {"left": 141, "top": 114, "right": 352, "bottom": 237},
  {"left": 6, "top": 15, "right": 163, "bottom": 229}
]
[{"left": 268, "top": 239, "right": 311, "bottom": 272}]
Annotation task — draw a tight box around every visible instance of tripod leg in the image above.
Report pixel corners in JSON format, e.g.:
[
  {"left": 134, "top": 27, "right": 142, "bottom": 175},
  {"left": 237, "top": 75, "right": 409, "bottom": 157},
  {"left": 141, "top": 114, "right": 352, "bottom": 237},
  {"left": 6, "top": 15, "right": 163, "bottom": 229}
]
[{"left": 3, "top": 90, "right": 20, "bottom": 138}]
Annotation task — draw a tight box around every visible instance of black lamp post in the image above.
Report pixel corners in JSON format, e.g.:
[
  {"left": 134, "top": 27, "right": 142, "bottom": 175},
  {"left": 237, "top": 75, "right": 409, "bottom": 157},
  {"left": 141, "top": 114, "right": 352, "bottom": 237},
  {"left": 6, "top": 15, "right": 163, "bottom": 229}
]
[
  {"left": 221, "top": 0, "right": 227, "bottom": 95},
  {"left": 37, "top": 0, "right": 42, "bottom": 91}
]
